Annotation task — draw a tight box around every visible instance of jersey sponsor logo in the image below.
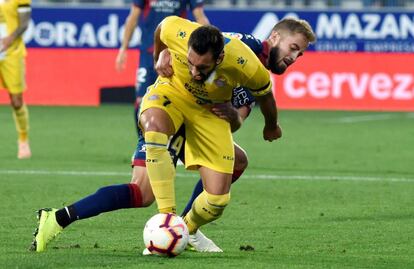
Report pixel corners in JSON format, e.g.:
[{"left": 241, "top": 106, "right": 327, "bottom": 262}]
[
  {"left": 149, "top": 0, "right": 181, "bottom": 13},
  {"left": 233, "top": 87, "right": 255, "bottom": 107},
  {"left": 184, "top": 82, "right": 209, "bottom": 98}
]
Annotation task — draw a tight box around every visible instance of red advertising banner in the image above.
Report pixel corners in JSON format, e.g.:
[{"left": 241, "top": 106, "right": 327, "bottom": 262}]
[
  {"left": 0, "top": 48, "right": 138, "bottom": 106},
  {"left": 0, "top": 50, "right": 413, "bottom": 111},
  {"left": 275, "top": 52, "right": 414, "bottom": 111}
]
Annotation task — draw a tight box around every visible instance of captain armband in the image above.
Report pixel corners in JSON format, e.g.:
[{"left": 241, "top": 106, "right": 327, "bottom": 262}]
[{"left": 248, "top": 81, "right": 272, "bottom": 97}]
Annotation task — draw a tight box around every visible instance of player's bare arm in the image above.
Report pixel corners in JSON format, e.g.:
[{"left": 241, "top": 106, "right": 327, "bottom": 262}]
[
  {"left": 0, "top": 10, "right": 30, "bottom": 52},
  {"left": 155, "top": 48, "right": 174, "bottom": 77},
  {"left": 153, "top": 23, "right": 171, "bottom": 77},
  {"left": 255, "top": 92, "right": 282, "bottom": 142},
  {"left": 116, "top": 5, "right": 141, "bottom": 72}
]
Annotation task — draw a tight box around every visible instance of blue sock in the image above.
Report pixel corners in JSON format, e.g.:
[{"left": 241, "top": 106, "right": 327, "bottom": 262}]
[
  {"left": 55, "top": 184, "right": 136, "bottom": 228},
  {"left": 181, "top": 179, "right": 204, "bottom": 217},
  {"left": 74, "top": 184, "right": 133, "bottom": 219}
]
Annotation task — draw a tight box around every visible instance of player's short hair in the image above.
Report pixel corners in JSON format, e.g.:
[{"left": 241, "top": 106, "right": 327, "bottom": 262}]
[
  {"left": 188, "top": 25, "right": 224, "bottom": 60},
  {"left": 273, "top": 17, "right": 316, "bottom": 44}
]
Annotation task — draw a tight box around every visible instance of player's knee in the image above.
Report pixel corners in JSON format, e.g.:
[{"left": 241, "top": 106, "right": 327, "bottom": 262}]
[
  {"left": 140, "top": 108, "right": 174, "bottom": 135},
  {"left": 10, "top": 97, "right": 23, "bottom": 110},
  {"left": 234, "top": 147, "right": 248, "bottom": 171}
]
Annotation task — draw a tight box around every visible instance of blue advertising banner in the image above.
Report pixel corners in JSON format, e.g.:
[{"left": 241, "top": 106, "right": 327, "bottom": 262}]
[{"left": 25, "top": 7, "right": 414, "bottom": 52}]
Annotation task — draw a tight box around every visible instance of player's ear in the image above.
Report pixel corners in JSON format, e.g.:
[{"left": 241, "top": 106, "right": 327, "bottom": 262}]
[
  {"left": 269, "top": 30, "right": 281, "bottom": 46},
  {"left": 216, "top": 51, "right": 224, "bottom": 65}
]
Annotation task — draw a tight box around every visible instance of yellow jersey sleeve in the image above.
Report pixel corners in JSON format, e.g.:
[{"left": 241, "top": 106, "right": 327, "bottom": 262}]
[
  {"left": 222, "top": 38, "right": 272, "bottom": 97},
  {"left": 244, "top": 63, "right": 272, "bottom": 97},
  {"left": 160, "top": 16, "right": 201, "bottom": 58}
]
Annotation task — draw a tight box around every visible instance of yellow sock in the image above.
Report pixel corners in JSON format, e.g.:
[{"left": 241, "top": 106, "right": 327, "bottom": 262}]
[
  {"left": 184, "top": 190, "right": 230, "bottom": 234},
  {"left": 12, "top": 104, "right": 29, "bottom": 142},
  {"left": 145, "top": 131, "right": 176, "bottom": 213}
]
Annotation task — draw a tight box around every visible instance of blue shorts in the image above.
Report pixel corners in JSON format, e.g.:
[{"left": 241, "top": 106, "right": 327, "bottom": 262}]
[
  {"left": 132, "top": 125, "right": 186, "bottom": 167},
  {"left": 135, "top": 51, "right": 158, "bottom": 98}
]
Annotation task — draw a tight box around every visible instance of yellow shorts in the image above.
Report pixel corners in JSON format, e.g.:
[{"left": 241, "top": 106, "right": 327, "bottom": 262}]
[
  {"left": 140, "top": 81, "right": 234, "bottom": 174},
  {"left": 0, "top": 55, "right": 26, "bottom": 94}
]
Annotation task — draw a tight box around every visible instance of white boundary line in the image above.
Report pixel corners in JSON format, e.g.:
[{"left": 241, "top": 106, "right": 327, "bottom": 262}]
[
  {"left": 331, "top": 113, "right": 414, "bottom": 124},
  {"left": 0, "top": 169, "right": 413, "bottom": 183},
  {"left": 332, "top": 114, "right": 397, "bottom": 123}
]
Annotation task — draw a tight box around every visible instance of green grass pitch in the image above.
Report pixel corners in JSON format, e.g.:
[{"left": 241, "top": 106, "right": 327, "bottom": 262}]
[{"left": 0, "top": 105, "right": 413, "bottom": 268}]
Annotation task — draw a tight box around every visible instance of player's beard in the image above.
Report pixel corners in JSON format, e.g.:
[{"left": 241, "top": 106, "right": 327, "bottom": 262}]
[
  {"left": 268, "top": 46, "right": 286, "bottom": 75},
  {"left": 190, "top": 64, "right": 217, "bottom": 85}
]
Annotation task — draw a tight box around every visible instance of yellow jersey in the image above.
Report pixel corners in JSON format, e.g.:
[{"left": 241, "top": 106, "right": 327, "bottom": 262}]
[
  {"left": 158, "top": 16, "right": 271, "bottom": 105},
  {"left": 0, "top": 0, "right": 31, "bottom": 58}
]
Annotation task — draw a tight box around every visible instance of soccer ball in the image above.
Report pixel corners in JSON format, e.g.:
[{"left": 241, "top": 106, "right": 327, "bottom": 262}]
[{"left": 143, "top": 213, "right": 189, "bottom": 257}]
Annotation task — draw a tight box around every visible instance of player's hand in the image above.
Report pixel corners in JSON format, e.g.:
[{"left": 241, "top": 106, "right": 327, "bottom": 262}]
[
  {"left": 263, "top": 123, "right": 282, "bottom": 142},
  {"left": 155, "top": 49, "right": 173, "bottom": 77},
  {"left": 0, "top": 36, "right": 13, "bottom": 53},
  {"left": 211, "top": 102, "right": 238, "bottom": 122},
  {"left": 115, "top": 48, "right": 127, "bottom": 72}
]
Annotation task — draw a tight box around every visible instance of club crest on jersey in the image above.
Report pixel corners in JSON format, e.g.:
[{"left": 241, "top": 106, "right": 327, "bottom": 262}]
[
  {"left": 177, "top": 29, "right": 186, "bottom": 39},
  {"left": 214, "top": 77, "right": 227, "bottom": 87}
]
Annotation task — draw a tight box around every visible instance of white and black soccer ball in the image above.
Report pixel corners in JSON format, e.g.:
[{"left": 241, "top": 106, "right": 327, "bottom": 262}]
[{"left": 143, "top": 213, "right": 189, "bottom": 257}]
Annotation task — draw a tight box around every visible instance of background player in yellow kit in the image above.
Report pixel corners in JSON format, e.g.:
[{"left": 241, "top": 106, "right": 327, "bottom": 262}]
[
  {"left": 0, "top": 0, "right": 32, "bottom": 159},
  {"left": 139, "top": 16, "right": 281, "bottom": 235}
]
